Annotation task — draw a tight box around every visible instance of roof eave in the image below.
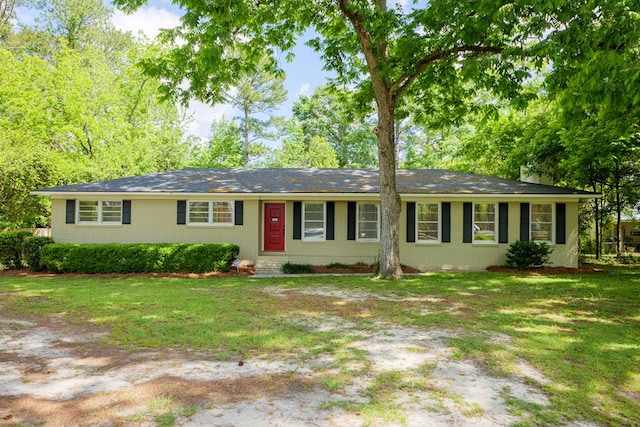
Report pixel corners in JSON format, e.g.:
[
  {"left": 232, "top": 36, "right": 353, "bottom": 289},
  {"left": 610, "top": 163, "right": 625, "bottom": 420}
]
[{"left": 32, "top": 191, "right": 598, "bottom": 199}]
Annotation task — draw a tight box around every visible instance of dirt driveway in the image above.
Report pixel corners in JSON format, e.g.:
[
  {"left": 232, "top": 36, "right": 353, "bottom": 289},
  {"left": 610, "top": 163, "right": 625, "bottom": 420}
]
[{"left": 0, "top": 285, "right": 583, "bottom": 426}]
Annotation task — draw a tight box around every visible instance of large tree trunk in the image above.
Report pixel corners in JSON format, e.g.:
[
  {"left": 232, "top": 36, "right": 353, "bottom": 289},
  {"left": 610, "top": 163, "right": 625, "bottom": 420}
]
[
  {"left": 339, "top": 0, "right": 403, "bottom": 279},
  {"left": 375, "top": 94, "right": 403, "bottom": 279}
]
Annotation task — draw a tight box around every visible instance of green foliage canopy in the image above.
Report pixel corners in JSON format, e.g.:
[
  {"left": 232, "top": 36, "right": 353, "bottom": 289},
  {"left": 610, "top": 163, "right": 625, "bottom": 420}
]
[
  {"left": 292, "top": 85, "right": 377, "bottom": 168},
  {"left": 0, "top": 0, "right": 191, "bottom": 227}
]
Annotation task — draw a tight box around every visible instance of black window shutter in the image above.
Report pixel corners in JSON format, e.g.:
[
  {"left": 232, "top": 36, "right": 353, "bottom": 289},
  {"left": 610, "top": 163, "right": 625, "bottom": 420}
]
[
  {"left": 520, "top": 203, "right": 530, "bottom": 241},
  {"left": 347, "top": 201, "right": 356, "bottom": 240},
  {"left": 234, "top": 201, "right": 244, "bottom": 225},
  {"left": 293, "top": 201, "right": 302, "bottom": 240},
  {"left": 463, "top": 202, "right": 473, "bottom": 243},
  {"left": 177, "top": 200, "right": 186, "bottom": 225},
  {"left": 65, "top": 200, "right": 75, "bottom": 224},
  {"left": 498, "top": 202, "right": 508, "bottom": 243},
  {"left": 556, "top": 203, "right": 566, "bottom": 244},
  {"left": 122, "top": 200, "right": 131, "bottom": 224},
  {"left": 406, "top": 202, "right": 416, "bottom": 243},
  {"left": 442, "top": 202, "right": 451, "bottom": 243},
  {"left": 326, "top": 202, "right": 335, "bottom": 240}
]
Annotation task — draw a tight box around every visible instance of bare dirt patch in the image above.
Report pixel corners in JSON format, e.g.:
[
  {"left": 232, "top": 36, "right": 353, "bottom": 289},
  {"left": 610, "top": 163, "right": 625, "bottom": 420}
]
[{"left": 0, "top": 286, "right": 596, "bottom": 426}]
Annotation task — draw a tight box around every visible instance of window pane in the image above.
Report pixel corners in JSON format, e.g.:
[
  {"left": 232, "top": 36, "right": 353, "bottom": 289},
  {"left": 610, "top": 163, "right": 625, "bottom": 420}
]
[
  {"left": 474, "top": 203, "right": 496, "bottom": 242},
  {"left": 418, "top": 222, "right": 439, "bottom": 241},
  {"left": 359, "top": 221, "right": 378, "bottom": 239},
  {"left": 417, "top": 203, "right": 439, "bottom": 242},
  {"left": 531, "top": 204, "right": 553, "bottom": 241},
  {"left": 474, "top": 222, "right": 496, "bottom": 241},
  {"left": 531, "top": 204, "right": 552, "bottom": 222},
  {"left": 189, "top": 201, "right": 209, "bottom": 223},
  {"left": 304, "top": 203, "right": 325, "bottom": 240},
  {"left": 101, "top": 201, "right": 122, "bottom": 223},
  {"left": 78, "top": 201, "right": 98, "bottom": 222},
  {"left": 358, "top": 203, "right": 378, "bottom": 240},
  {"left": 531, "top": 223, "right": 552, "bottom": 241},
  {"left": 212, "top": 201, "right": 233, "bottom": 224},
  {"left": 418, "top": 203, "right": 438, "bottom": 221},
  {"left": 474, "top": 203, "right": 495, "bottom": 222},
  {"left": 359, "top": 203, "right": 377, "bottom": 217}
]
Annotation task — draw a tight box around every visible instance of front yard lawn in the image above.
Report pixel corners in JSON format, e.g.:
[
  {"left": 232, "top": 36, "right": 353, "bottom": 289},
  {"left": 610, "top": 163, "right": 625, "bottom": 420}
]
[{"left": 0, "top": 267, "right": 638, "bottom": 426}]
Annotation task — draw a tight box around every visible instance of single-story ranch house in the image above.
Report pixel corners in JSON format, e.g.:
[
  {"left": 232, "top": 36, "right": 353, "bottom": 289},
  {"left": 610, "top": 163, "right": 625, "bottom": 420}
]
[{"left": 34, "top": 168, "right": 596, "bottom": 272}]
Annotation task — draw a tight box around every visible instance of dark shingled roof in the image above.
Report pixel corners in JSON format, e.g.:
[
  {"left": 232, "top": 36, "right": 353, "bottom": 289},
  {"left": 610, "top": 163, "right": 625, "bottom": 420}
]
[{"left": 35, "top": 168, "right": 595, "bottom": 196}]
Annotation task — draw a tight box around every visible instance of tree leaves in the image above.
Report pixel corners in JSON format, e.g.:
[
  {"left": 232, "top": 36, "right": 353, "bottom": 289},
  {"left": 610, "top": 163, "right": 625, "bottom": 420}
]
[{"left": 0, "top": 1, "right": 190, "bottom": 226}]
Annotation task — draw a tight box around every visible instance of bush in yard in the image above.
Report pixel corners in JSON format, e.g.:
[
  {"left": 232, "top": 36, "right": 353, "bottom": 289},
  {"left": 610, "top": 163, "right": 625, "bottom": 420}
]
[
  {"left": 40, "top": 243, "right": 239, "bottom": 274},
  {"left": 161, "top": 243, "right": 239, "bottom": 273},
  {"left": 506, "top": 240, "right": 553, "bottom": 269},
  {"left": 0, "top": 230, "right": 33, "bottom": 269},
  {"left": 22, "top": 236, "right": 54, "bottom": 272},
  {"left": 282, "top": 262, "right": 314, "bottom": 274}
]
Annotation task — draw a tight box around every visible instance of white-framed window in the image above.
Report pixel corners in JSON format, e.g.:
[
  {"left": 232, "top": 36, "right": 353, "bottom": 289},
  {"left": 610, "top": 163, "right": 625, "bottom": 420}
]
[
  {"left": 78, "top": 201, "right": 122, "bottom": 224},
  {"left": 303, "top": 202, "right": 325, "bottom": 241},
  {"left": 531, "top": 203, "right": 553, "bottom": 242},
  {"left": 212, "top": 201, "right": 233, "bottom": 224},
  {"left": 357, "top": 202, "right": 379, "bottom": 241},
  {"left": 187, "top": 201, "right": 233, "bottom": 225},
  {"left": 473, "top": 203, "right": 496, "bottom": 243},
  {"left": 417, "top": 202, "right": 440, "bottom": 243}
]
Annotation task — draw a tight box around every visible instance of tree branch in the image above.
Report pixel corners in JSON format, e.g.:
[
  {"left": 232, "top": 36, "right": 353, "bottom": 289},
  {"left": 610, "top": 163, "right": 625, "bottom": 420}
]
[
  {"left": 82, "top": 123, "right": 94, "bottom": 158},
  {"left": 0, "top": 0, "right": 18, "bottom": 28},
  {"left": 338, "top": 0, "right": 391, "bottom": 99},
  {"left": 127, "top": 77, "right": 149, "bottom": 123},
  {"left": 391, "top": 45, "right": 504, "bottom": 100}
]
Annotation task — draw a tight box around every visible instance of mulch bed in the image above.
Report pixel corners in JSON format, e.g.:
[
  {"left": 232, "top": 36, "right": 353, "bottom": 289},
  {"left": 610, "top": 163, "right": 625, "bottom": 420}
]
[{"left": 310, "top": 263, "right": 421, "bottom": 274}]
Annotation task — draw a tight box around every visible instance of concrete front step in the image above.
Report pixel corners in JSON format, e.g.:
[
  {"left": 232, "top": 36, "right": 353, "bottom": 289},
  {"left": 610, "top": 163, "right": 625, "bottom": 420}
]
[{"left": 255, "top": 257, "right": 287, "bottom": 275}]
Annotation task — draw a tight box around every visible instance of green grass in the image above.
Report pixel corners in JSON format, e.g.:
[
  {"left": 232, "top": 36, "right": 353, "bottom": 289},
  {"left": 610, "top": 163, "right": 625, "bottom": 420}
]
[
  {"left": 0, "top": 267, "right": 639, "bottom": 425},
  {"left": 0, "top": 277, "right": 343, "bottom": 359}
]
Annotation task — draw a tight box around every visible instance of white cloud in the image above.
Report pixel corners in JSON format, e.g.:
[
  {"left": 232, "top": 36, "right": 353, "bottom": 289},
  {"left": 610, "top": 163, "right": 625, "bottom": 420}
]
[
  {"left": 186, "top": 101, "right": 235, "bottom": 140},
  {"left": 111, "top": 6, "right": 181, "bottom": 39},
  {"left": 296, "top": 83, "right": 311, "bottom": 97}
]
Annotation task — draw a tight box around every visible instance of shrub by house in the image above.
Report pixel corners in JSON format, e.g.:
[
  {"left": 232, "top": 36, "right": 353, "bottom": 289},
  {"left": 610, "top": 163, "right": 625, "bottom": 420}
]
[{"left": 40, "top": 243, "right": 239, "bottom": 274}]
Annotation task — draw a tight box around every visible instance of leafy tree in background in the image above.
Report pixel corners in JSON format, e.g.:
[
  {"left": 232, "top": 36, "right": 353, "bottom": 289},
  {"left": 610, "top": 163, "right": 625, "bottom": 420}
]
[
  {"left": 222, "top": 54, "right": 287, "bottom": 168},
  {"left": 447, "top": 97, "right": 554, "bottom": 180},
  {"left": 555, "top": 46, "right": 640, "bottom": 258},
  {"left": 0, "top": 1, "right": 190, "bottom": 227},
  {"left": 33, "top": 0, "right": 111, "bottom": 50},
  {"left": 292, "top": 85, "right": 376, "bottom": 168},
  {"left": 0, "top": 148, "right": 57, "bottom": 227},
  {"left": 264, "top": 119, "right": 339, "bottom": 168},
  {"left": 190, "top": 119, "right": 244, "bottom": 168},
  {"left": 0, "top": 0, "right": 21, "bottom": 42},
  {"left": 113, "top": 0, "right": 639, "bottom": 278},
  {"left": 517, "top": 10, "right": 640, "bottom": 259}
]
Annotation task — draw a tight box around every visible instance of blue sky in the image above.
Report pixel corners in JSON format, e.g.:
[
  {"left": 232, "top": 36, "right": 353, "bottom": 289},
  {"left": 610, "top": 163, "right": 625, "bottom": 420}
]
[{"left": 109, "top": 0, "right": 332, "bottom": 139}]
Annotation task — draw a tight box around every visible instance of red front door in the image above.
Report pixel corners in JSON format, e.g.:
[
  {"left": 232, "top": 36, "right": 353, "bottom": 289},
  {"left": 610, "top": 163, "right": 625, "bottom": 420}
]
[{"left": 264, "top": 203, "right": 285, "bottom": 251}]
